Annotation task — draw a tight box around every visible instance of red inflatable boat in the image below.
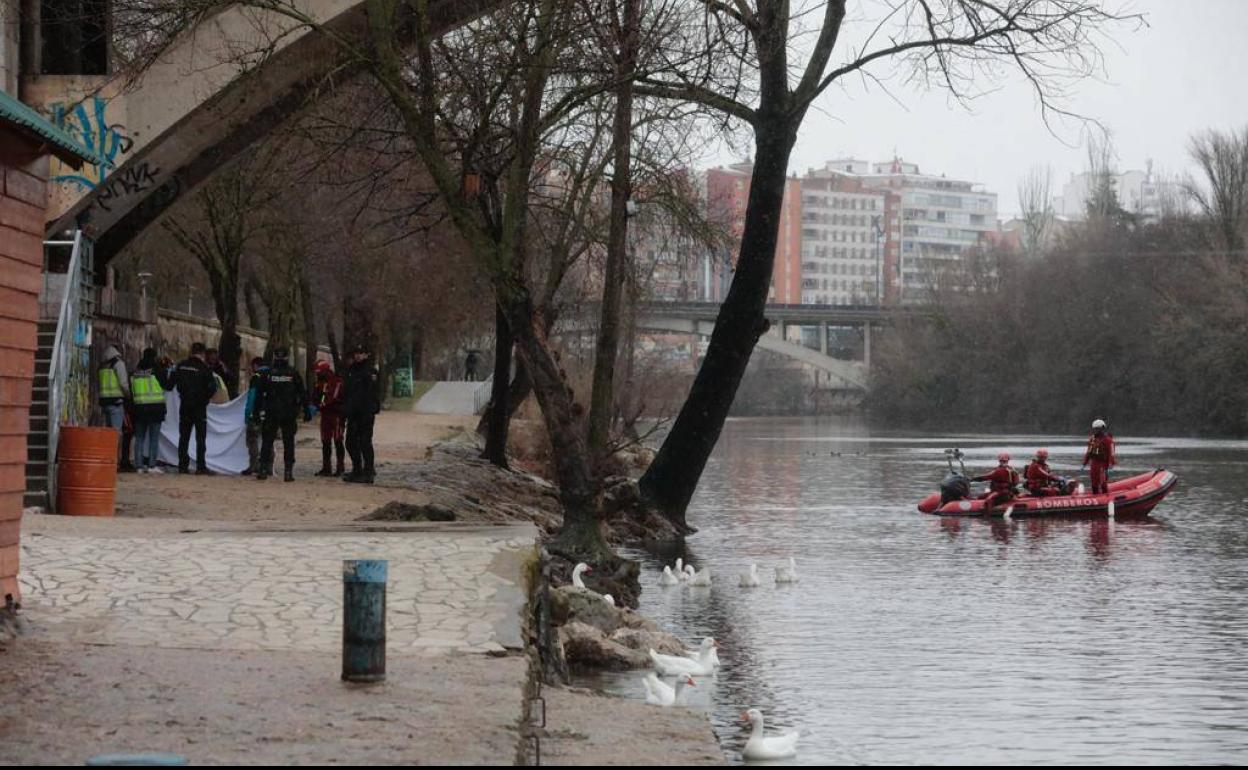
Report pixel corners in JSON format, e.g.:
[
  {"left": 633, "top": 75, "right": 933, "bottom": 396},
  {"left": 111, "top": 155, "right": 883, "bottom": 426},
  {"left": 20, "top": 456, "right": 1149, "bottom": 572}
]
[{"left": 917, "top": 469, "right": 1179, "bottom": 518}]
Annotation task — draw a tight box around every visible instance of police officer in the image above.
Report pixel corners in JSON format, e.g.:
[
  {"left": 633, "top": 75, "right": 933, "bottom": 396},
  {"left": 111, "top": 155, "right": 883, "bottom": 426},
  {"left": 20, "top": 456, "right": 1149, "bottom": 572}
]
[
  {"left": 174, "top": 342, "right": 217, "bottom": 474},
  {"left": 342, "top": 345, "right": 380, "bottom": 484},
  {"left": 255, "top": 347, "right": 305, "bottom": 482},
  {"left": 98, "top": 344, "right": 131, "bottom": 471},
  {"left": 129, "top": 347, "right": 171, "bottom": 473}
]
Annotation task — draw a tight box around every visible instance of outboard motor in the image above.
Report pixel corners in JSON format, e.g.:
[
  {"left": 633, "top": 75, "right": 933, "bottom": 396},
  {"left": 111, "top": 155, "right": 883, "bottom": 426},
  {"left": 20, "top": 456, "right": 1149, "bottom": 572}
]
[
  {"left": 940, "top": 473, "right": 971, "bottom": 504},
  {"left": 940, "top": 448, "right": 972, "bottom": 504}
]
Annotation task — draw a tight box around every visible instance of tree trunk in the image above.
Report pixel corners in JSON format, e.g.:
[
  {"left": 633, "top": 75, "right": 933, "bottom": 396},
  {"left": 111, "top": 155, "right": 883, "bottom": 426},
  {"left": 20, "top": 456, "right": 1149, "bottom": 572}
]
[
  {"left": 244, "top": 278, "right": 264, "bottom": 330},
  {"left": 503, "top": 294, "right": 611, "bottom": 564},
  {"left": 327, "top": 322, "right": 342, "bottom": 372},
  {"left": 209, "top": 275, "right": 241, "bottom": 398},
  {"left": 343, "top": 292, "right": 374, "bottom": 353},
  {"left": 639, "top": 126, "right": 795, "bottom": 530},
  {"left": 298, "top": 267, "right": 318, "bottom": 386},
  {"left": 587, "top": 0, "right": 640, "bottom": 461},
  {"left": 481, "top": 304, "right": 513, "bottom": 468}
]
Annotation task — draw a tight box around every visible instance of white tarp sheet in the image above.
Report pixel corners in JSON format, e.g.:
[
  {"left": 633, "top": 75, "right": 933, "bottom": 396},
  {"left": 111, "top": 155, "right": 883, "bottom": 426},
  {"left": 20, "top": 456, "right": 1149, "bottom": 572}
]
[{"left": 158, "top": 390, "right": 249, "bottom": 475}]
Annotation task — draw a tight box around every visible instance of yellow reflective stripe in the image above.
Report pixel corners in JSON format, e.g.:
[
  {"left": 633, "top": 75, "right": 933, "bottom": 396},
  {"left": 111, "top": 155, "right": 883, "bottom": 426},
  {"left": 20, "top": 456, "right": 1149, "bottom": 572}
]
[
  {"left": 98, "top": 367, "right": 122, "bottom": 398},
  {"left": 131, "top": 374, "right": 164, "bottom": 405}
]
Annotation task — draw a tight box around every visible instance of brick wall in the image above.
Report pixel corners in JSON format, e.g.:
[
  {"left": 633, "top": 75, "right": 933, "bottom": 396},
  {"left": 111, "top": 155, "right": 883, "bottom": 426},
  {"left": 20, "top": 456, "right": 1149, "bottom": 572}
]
[{"left": 0, "top": 127, "right": 48, "bottom": 604}]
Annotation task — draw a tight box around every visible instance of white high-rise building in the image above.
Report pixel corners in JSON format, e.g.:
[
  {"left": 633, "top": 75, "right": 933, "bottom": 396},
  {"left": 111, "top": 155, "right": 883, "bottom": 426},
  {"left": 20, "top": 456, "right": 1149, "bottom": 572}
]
[
  {"left": 1052, "top": 160, "right": 1182, "bottom": 222},
  {"left": 851, "top": 159, "right": 998, "bottom": 302},
  {"left": 799, "top": 166, "right": 893, "bottom": 305}
]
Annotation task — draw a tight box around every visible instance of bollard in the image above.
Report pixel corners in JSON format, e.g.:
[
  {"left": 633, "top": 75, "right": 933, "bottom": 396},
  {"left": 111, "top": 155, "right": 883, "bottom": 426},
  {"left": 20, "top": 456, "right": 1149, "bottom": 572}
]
[{"left": 342, "top": 559, "right": 387, "bottom": 683}]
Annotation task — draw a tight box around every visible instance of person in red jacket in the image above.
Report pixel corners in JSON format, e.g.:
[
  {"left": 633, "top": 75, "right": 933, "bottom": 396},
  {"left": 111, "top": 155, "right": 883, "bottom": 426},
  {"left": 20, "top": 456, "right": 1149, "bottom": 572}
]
[
  {"left": 1082, "top": 419, "right": 1116, "bottom": 494},
  {"left": 1024, "top": 448, "right": 1063, "bottom": 496},
  {"left": 974, "top": 452, "right": 1019, "bottom": 514},
  {"left": 312, "top": 360, "right": 346, "bottom": 477}
]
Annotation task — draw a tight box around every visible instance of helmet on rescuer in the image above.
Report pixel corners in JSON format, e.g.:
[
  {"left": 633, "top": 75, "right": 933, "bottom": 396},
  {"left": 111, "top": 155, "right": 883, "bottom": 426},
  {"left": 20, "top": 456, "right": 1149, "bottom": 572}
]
[
  {"left": 1035, "top": 448, "right": 1049, "bottom": 461},
  {"left": 997, "top": 452, "right": 1010, "bottom": 464},
  {"left": 1092, "top": 419, "right": 1107, "bottom": 430}
]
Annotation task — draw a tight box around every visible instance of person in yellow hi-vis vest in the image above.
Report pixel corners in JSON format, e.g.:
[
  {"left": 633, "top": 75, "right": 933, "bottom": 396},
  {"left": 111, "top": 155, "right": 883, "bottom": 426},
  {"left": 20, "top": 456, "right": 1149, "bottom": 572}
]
[
  {"left": 98, "top": 345, "right": 130, "bottom": 471},
  {"left": 130, "top": 347, "right": 172, "bottom": 473}
]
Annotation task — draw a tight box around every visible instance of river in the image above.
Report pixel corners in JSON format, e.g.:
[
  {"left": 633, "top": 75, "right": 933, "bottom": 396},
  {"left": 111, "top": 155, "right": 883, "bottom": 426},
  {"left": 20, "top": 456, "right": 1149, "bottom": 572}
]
[{"left": 586, "top": 417, "right": 1248, "bottom": 764}]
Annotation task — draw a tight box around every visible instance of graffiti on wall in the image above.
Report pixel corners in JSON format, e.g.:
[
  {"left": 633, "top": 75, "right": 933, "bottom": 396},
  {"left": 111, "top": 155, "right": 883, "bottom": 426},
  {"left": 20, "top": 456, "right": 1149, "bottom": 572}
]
[
  {"left": 49, "top": 95, "right": 133, "bottom": 191},
  {"left": 94, "top": 162, "right": 176, "bottom": 212}
]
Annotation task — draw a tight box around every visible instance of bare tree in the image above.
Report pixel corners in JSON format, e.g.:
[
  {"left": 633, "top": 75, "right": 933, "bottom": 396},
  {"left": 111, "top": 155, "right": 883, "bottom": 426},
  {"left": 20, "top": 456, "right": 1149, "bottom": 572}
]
[
  {"left": 161, "top": 149, "right": 280, "bottom": 394},
  {"left": 1017, "top": 165, "right": 1054, "bottom": 257},
  {"left": 633, "top": 0, "right": 1137, "bottom": 530},
  {"left": 1186, "top": 126, "right": 1248, "bottom": 252}
]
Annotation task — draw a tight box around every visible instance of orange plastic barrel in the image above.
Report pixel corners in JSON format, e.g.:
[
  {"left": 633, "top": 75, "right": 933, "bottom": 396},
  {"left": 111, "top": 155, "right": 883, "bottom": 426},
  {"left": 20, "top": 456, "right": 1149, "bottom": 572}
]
[{"left": 56, "top": 426, "right": 118, "bottom": 516}]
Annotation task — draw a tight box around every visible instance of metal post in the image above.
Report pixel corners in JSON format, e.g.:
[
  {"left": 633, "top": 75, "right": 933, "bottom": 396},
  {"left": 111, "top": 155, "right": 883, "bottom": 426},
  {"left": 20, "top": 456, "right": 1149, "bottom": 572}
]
[
  {"left": 863, "top": 322, "right": 872, "bottom": 370},
  {"left": 342, "top": 559, "right": 387, "bottom": 682},
  {"left": 820, "top": 321, "right": 828, "bottom": 356}
]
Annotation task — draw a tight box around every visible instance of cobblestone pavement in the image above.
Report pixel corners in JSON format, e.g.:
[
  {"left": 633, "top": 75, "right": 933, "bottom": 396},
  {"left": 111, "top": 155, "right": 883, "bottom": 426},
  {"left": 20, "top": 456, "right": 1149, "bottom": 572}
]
[{"left": 17, "top": 521, "right": 536, "bottom": 656}]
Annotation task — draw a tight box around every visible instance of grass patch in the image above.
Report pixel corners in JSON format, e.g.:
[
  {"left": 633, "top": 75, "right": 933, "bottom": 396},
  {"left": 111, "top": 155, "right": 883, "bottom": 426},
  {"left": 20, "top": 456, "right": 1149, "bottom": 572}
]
[{"left": 385, "top": 380, "right": 435, "bottom": 412}]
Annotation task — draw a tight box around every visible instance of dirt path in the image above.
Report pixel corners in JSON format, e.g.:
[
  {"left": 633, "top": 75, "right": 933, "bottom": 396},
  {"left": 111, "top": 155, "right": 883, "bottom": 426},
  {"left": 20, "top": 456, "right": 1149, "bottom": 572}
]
[{"left": 113, "top": 412, "right": 478, "bottom": 526}]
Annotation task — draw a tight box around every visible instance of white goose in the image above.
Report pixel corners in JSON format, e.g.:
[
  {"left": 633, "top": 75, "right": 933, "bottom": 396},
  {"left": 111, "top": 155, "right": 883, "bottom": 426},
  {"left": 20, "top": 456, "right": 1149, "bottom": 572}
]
[
  {"left": 658, "top": 565, "right": 680, "bottom": 587},
  {"left": 650, "top": 639, "right": 717, "bottom": 676},
  {"left": 683, "top": 564, "right": 697, "bottom": 582},
  {"left": 741, "top": 708, "right": 800, "bottom": 760},
  {"left": 775, "top": 557, "right": 799, "bottom": 584},
  {"left": 690, "top": 566, "right": 712, "bottom": 587},
  {"left": 739, "top": 563, "right": 761, "bottom": 588},
  {"left": 682, "top": 636, "right": 721, "bottom": 668},
  {"left": 641, "top": 672, "right": 696, "bottom": 707},
  {"left": 571, "top": 562, "right": 592, "bottom": 589}
]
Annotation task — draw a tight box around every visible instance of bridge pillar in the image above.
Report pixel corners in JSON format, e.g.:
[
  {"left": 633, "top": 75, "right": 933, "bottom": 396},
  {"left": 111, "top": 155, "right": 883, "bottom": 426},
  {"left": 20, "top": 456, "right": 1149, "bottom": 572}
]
[
  {"left": 819, "top": 322, "right": 828, "bottom": 356},
  {"left": 863, "top": 322, "right": 872, "bottom": 369}
]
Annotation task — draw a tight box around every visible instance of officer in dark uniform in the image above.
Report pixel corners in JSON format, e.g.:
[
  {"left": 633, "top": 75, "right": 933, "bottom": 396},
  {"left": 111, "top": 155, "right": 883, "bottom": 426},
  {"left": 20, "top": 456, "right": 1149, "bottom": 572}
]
[
  {"left": 174, "top": 342, "right": 217, "bottom": 474},
  {"left": 255, "top": 347, "right": 305, "bottom": 482},
  {"left": 342, "top": 345, "right": 381, "bottom": 484}
]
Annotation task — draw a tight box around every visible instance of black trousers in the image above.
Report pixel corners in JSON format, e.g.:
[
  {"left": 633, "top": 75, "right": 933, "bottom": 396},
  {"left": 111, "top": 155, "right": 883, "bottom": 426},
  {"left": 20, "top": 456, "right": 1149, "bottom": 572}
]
[
  {"left": 260, "top": 417, "right": 297, "bottom": 470},
  {"left": 346, "top": 413, "right": 376, "bottom": 475},
  {"left": 178, "top": 407, "right": 208, "bottom": 470}
]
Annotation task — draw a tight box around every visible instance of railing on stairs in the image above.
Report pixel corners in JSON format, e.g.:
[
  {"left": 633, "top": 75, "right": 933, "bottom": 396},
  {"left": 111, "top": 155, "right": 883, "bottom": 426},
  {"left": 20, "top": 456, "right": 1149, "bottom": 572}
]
[
  {"left": 472, "top": 374, "right": 494, "bottom": 416},
  {"left": 44, "top": 232, "right": 94, "bottom": 510}
]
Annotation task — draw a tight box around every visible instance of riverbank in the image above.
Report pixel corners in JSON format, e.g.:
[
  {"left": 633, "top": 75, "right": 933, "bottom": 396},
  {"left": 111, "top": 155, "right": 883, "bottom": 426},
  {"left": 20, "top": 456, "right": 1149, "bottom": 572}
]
[{"left": 1, "top": 410, "right": 724, "bottom": 765}]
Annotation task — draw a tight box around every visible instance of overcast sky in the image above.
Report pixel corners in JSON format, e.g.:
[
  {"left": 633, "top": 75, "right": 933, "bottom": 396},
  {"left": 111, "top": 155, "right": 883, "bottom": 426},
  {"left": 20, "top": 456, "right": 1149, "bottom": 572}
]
[{"left": 714, "top": 0, "right": 1248, "bottom": 216}]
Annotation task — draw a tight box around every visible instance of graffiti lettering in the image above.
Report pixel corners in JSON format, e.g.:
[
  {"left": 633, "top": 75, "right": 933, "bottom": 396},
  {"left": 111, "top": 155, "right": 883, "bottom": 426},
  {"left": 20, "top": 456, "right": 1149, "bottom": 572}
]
[
  {"left": 95, "top": 163, "right": 162, "bottom": 212},
  {"left": 48, "top": 96, "right": 132, "bottom": 191}
]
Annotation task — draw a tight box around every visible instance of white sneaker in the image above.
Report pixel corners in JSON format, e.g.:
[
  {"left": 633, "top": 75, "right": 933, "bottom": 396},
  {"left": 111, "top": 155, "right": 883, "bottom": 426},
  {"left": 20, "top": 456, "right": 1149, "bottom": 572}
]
[
  {"left": 148, "top": 466, "right": 164, "bottom": 475},
  {"left": 138, "top": 467, "right": 148, "bottom": 474}
]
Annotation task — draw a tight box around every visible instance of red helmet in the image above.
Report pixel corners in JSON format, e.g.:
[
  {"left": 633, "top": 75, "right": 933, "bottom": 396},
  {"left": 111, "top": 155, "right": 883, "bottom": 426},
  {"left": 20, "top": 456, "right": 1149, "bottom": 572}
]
[
  {"left": 315, "top": 360, "right": 333, "bottom": 373},
  {"left": 1035, "top": 448, "right": 1049, "bottom": 460},
  {"left": 997, "top": 452, "right": 1011, "bottom": 464}
]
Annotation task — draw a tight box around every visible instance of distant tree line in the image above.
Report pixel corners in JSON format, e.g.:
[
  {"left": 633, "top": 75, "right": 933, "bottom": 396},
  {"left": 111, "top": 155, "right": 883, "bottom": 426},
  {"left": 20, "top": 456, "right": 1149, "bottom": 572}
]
[{"left": 868, "top": 126, "right": 1248, "bottom": 437}]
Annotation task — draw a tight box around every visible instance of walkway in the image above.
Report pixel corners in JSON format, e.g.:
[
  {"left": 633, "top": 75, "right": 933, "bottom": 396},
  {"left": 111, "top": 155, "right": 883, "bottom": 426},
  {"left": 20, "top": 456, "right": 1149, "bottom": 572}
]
[
  {"left": 2, "top": 515, "right": 538, "bottom": 764},
  {"left": 415, "top": 381, "right": 485, "bottom": 415}
]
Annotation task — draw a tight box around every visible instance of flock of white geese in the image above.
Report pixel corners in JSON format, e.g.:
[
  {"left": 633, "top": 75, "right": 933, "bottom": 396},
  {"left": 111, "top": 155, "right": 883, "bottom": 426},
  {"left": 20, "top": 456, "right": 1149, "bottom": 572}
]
[{"left": 570, "top": 559, "right": 803, "bottom": 761}]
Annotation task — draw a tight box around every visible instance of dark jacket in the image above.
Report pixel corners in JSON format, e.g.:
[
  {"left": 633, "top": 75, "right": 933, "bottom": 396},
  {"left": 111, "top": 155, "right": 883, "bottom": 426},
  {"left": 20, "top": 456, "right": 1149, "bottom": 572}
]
[
  {"left": 342, "top": 360, "right": 381, "bottom": 418},
  {"left": 174, "top": 356, "right": 217, "bottom": 413},
  {"left": 255, "top": 364, "right": 306, "bottom": 422}
]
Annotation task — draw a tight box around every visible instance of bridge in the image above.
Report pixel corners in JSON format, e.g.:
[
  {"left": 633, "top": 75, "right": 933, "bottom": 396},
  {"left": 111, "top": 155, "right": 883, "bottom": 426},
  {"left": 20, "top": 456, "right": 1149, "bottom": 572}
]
[
  {"left": 561, "top": 302, "right": 897, "bottom": 391},
  {"left": 20, "top": 0, "right": 499, "bottom": 264}
]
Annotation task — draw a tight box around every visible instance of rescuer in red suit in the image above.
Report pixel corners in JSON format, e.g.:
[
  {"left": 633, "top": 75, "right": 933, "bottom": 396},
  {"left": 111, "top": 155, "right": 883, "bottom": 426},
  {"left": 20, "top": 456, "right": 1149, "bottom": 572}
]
[
  {"left": 1082, "top": 419, "right": 1116, "bottom": 494},
  {"left": 1024, "top": 448, "right": 1063, "bottom": 496},
  {"left": 974, "top": 452, "right": 1019, "bottom": 514},
  {"left": 312, "top": 360, "right": 346, "bottom": 477}
]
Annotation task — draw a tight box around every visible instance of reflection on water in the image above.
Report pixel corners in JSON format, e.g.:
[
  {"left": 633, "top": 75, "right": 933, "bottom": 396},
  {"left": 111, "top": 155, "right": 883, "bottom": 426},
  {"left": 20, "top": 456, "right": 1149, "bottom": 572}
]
[{"left": 583, "top": 418, "right": 1248, "bottom": 764}]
